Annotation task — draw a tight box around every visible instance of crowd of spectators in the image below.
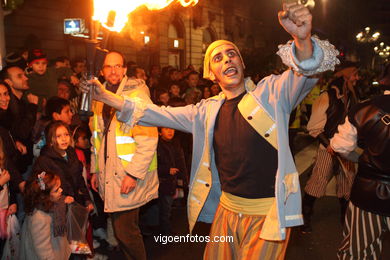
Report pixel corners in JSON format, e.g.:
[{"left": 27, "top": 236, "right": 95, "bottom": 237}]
[{"left": 0, "top": 46, "right": 388, "bottom": 259}]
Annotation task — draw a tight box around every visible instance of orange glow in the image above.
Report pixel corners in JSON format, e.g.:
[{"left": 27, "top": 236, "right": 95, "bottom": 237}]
[{"left": 93, "top": 0, "right": 199, "bottom": 32}]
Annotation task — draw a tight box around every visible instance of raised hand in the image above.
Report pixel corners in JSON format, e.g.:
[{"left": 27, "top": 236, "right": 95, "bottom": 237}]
[{"left": 278, "top": 3, "right": 312, "bottom": 41}]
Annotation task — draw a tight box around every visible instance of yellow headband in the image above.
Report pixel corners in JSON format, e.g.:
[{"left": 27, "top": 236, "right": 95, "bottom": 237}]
[{"left": 203, "top": 40, "right": 245, "bottom": 80}]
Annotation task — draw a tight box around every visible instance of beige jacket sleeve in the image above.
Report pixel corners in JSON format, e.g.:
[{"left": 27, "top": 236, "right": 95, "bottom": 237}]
[
  {"left": 307, "top": 91, "right": 329, "bottom": 138},
  {"left": 123, "top": 85, "right": 158, "bottom": 180},
  {"left": 124, "top": 125, "right": 158, "bottom": 180}
]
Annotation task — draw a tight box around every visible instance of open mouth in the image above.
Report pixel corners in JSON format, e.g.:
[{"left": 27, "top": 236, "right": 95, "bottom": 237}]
[{"left": 223, "top": 67, "right": 238, "bottom": 77}]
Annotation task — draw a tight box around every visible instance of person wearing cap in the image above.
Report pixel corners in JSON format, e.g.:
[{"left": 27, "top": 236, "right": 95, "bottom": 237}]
[
  {"left": 82, "top": 3, "right": 339, "bottom": 259},
  {"left": 301, "top": 64, "right": 360, "bottom": 233},
  {"left": 27, "top": 49, "right": 78, "bottom": 100}
]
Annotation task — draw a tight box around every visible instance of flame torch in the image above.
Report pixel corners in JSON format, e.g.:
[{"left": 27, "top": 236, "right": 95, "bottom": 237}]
[{"left": 79, "top": 0, "right": 199, "bottom": 120}]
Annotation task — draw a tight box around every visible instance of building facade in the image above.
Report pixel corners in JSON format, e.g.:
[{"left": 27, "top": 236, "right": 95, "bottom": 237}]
[{"left": 4, "top": 0, "right": 268, "bottom": 72}]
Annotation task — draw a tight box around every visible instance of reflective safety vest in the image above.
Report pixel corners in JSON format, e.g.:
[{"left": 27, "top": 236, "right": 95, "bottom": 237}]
[{"left": 91, "top": 102, "right": 157, "bottom": 173}]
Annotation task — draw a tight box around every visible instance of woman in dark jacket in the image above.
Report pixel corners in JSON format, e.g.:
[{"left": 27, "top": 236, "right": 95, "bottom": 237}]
[
  {"left": 33, "top": 121, "right": 92, "bottom": 208},
  {"left": 0, "top": 81, "right": 24, "bottom": 192}
]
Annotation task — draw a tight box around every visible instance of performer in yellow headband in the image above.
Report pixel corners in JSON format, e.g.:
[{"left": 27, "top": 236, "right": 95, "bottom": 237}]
[{"left": 82, "top": 2, "right": 339, "bottom": 259}]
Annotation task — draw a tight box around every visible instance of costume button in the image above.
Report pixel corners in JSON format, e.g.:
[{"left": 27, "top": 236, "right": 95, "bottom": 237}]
[
  {"left": 114, "top": 173, "right": 117, "bottom": 176},
  {"left": 205, "top": 183, "right": 210, "bottom": 187},
  {"left": 106, "top": 181, "right": 109, "bottom": 184},
  {"left": 247, "top": 116, "right": 253, "bottom": 120},
  {"left": 264, "top": 133, "right": 270, "bottom": 137},
  {"left": 208, "top": 167, "right": 211, "bottom": 171}
]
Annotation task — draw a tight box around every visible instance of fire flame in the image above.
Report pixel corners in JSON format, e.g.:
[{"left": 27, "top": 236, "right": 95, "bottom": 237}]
[{"left": 93, "top": 0, "right": 199, "bottom": 32}]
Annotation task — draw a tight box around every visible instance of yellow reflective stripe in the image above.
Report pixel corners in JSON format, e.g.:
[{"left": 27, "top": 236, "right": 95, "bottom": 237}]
[
  {"left": 115, "top": 136, "right": 135, "bottom": 144},
  {"left": 148, "top": 153, "right": 157, "bottom": 171}
]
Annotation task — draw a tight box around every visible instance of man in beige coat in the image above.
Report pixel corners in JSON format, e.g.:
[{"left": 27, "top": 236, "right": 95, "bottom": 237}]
[{"left": 89, "top": 51, "right": 158, "bottom": 260}]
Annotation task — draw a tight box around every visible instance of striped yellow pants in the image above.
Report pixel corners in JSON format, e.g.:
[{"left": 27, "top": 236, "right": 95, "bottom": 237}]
[{"left": 204, "top": 204, "right": 291, "bottom": 260}]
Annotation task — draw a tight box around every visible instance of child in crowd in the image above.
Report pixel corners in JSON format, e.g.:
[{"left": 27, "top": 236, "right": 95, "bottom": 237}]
[
  {"left": 168, "top": 84, "right": 181, "bottom": 99},
  {"left": 73, "top": 126, "right": 91, "bottom": 175},
  {"left": 210, "top": 83, "right": 221, "bottom": 96},
  {"left": 27, "top": 49, "right": 78, "bottom": 100},
  {"left": 33, "top": 97, "right": 73, "bottom": 158},
  {"left": 157, "top": 127, "right": 187, "bottom": 235},
  {"left": 156, "top": 89, "right": 170, "bottom": 106},
  {"left": 20, "top": 171, "right": 71, "bottom": 260},
  {"left": 73, "top": 126, "right": 110, "bottom": 251},
  {"left": 71, "top": 59, "right": 86, "bottom": 80},
  {"left": 183, "top": 71, "right": 202, "bottom": 104},
  {"left": 202, "top": 86, "right": 211, "bottom": 99},
  {"left": 0, "top": 136, "right": 18, "bottom": 256},
  {"left": 54, "top": 56, "right": 71, "bottom": 69},
  {"left": 33, "top": 121, "right": 93, "bottom": 210},
  {"left": 56, "top": 79, "right": 80, "bottom": 125}
]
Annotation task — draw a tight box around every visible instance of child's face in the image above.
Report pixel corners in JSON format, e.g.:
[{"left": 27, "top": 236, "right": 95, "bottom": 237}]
[
  {"left": 73, "top": 62, "right": 86, "bottom": 74},
  {"left": 187, "top": 74, "right": 199, "bottom": 88},
  {"left": 160, "top": 128, "right": 175, "bottom": 141},
  {"left": 50, "top": 179, "right": 62, "bottom": 202},
  {"left": 31, "top": 60, "right": 48, "bottom": 75},
  {"left": 211, "top": 84, "right": 221, "bottom": 95},
  {"left": 203, "top": 87, "right": 211, "bottom": 98},
  {"left": 159, "top": 93, "right": 169, "bottom": 105},
  {"left": 54, "top": 126, "right": 71, "bottom": 151},
  {"left": 53, "top": 105, "right": 73, "bottom": 125},
  {"left": 169, "top": 84, "right": 180, "bottom": 97},
  {"left": 55, "top": 60, "right": 70, "bottom": 69},
  {"left": 57, "top": 83, "right": 71, "bottom": 100},
  {"left": 76, "top": 134, "right": 90, "bottom": 149}
]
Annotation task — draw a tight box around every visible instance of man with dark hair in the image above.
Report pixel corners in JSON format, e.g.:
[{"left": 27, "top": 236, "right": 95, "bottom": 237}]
[
  {"left": 331, "top": 86, "right": 390, "bottom": 259},
  {"left": 2, "top": 65, "right": 39, "bottom": 174},
  {"left": 301, "top": 65, "right": 360, "bottom": 233},
  {"left": 89, "top": 51, "right": 158, "bottom": 260}
]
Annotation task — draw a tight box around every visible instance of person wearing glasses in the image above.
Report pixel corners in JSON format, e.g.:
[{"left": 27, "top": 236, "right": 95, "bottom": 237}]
[
  {"left": 82, "top": 3, "right": 340, "bottom": 258},
  {"left": 89, "top": 51, "right": 158, "bottom": 260}
]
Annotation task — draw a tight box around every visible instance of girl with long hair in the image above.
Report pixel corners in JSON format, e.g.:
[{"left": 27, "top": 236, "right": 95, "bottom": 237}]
[
  {"left": 20, "top": 171, "right": 71, "bottom": 259},
  {"left": 33, "top": 121, "right": 93, "bottom": 210}
]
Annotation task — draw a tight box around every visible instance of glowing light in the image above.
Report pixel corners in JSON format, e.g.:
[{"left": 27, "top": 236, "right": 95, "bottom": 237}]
[
  {"left": 174, "top": 39, "right": 179, "bottom": 48},
  {"left": 93, "top": 0, "right": 199, "bottom": 32},
  {"left": 356, "top": 27, "right": 380, "bottom": 43},
  {"left": 144, "top": 36, "right": 150, "bottom": 44},
  {"left": 374, "top": 42, "right": 390, "bottom": 59}
]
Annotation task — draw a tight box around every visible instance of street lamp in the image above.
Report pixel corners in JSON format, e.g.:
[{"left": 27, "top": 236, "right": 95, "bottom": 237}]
[
  {"left": 374, "top": 42, "right": 390, "bottom": 59},
  {"left": 356, "top": 27, "right": 380, "bottom": 43}
]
